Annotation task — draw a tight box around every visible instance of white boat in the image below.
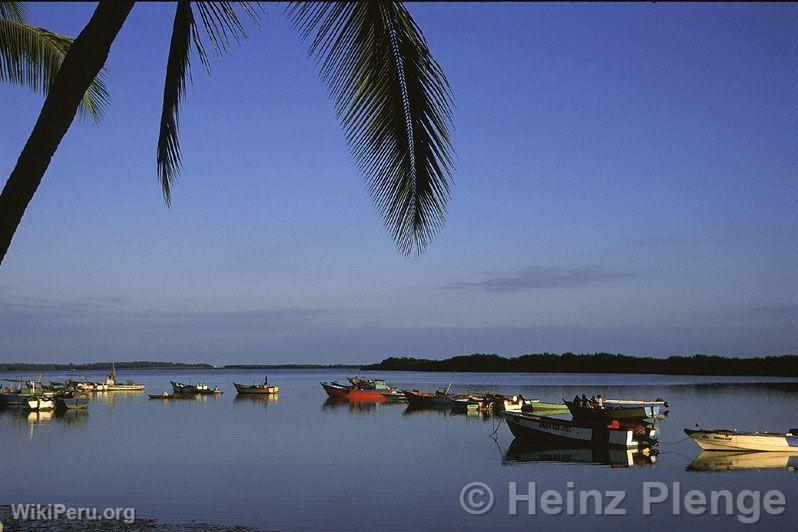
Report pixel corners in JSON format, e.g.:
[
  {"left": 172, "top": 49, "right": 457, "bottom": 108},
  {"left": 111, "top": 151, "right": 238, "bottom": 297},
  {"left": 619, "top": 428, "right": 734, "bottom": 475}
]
[
  {"left": 685, "top": 428, "right": 798, "bottom": 452},
  {"left": 26, "top": 396, "right": 55, "bottom": 411},
  {"left": 504, "top": 412, "right": 655, "bottom": 448}
]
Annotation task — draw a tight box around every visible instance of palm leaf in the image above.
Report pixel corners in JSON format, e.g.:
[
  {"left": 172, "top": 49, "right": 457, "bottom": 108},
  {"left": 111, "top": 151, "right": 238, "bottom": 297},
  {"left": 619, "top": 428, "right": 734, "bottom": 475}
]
[
  {"left": 288, "top": 2, "right": 454, "bottom": 255},
  {"left": 157, "top": 1, "right": 261, "bottom": 205},
  {"left": 0, "top": 18, "right": 109, "bottom": 122},
  {"left": 0, "top": 1, "right": 27, "bottom": 22}
]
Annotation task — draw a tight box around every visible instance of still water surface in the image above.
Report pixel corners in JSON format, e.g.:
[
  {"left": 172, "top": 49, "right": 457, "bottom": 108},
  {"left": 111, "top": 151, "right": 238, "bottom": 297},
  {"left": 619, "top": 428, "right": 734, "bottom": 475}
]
[{"left": 1, "top": 370, "right": 796, "bottom": 530}]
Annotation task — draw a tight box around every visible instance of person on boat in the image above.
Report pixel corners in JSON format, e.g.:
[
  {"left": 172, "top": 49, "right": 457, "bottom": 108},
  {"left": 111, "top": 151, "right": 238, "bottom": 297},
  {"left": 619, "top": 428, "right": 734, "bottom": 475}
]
[
  {"left": 597, "top": 395, "right": 604, "bottom": 409},
  {"left": 589, "top": 395, "right": 597, "bottom": 408},
  {"left": 573, "top": 394, "right": 581, "bottom": 407},
  {"left": 581, "top": 394, "right": 588, "bottom": 407},
  {"left": 263, "top": 376, "right": 268, "bottom": 386}
]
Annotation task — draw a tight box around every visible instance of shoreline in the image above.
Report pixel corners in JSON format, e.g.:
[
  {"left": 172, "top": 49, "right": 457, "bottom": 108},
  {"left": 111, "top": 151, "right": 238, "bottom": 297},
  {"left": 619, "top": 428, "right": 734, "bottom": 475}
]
[{"left": 1, "top": 353, "right": 796, "bottom": 378}]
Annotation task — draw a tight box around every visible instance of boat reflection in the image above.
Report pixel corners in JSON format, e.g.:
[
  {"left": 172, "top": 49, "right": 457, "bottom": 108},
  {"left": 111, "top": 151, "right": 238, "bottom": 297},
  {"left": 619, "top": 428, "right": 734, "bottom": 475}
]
[
  {"left": 402, "top": 404, "right": 493, "bottom": 421},
  {"left": 687, "top": 451, "right": 798, "bottom": 472},
  {"left": 54, "top": 408, "right": 89, "bottom": 425},
  {"left": 503, "top": 439, "right": 657, "bottom": 468},
  {"left": 321, "top": 398, "right": 401, "bottom": 414},
  {"left": 27, "top": 410, "right": 54, "bottom": 424},
  {"left": 234, "top": 394, "right": 279, "bottom": 407}
]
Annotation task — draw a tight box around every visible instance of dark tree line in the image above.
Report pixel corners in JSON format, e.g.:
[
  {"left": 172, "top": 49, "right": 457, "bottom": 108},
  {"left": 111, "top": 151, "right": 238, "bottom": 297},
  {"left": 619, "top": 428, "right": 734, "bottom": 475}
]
[{"left": 362, "top": 353, "right": 798, "bottom": 377}]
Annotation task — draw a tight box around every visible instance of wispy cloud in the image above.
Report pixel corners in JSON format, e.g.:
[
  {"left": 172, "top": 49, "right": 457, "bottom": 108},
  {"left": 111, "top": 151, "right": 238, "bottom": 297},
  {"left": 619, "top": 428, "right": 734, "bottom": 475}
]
[{"left": 440, "top": 266, "right": 635, "bottom": 292}]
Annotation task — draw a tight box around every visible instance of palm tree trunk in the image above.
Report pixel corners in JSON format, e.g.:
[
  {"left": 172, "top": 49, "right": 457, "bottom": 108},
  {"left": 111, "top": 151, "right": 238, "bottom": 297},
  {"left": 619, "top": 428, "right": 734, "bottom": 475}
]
[{"left": 0, "top": 1, "right": 135, "bottom": 266}]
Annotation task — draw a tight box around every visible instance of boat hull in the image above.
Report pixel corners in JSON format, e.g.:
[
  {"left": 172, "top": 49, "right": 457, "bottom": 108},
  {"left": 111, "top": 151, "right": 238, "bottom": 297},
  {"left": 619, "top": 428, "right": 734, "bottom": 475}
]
[
  {"left": 0, "top": 392, "right": 29, "bottom": 405},
  {"left": 106, "top": 385, "right": 145, "bottom": 391},
  {"left": 56, "top": 396, "right": 89, "bottom": 410},
  {"left": 504, "top": 412, "right": 639, "bottom": 448},
  {"left": 233, "top": 383, "right": 279, "bottom": 395},
  {"left": 26, "top": 397, "right": 55, "bottom": 411},
  {"left": 321, "top": 382, "right": 387, "bottom": 402},
  {"left": 685, "top": 429, "right": 798, "bottom": 452},
  {"left": 566, "top": 401, "right": 659, "bottom": 422}
]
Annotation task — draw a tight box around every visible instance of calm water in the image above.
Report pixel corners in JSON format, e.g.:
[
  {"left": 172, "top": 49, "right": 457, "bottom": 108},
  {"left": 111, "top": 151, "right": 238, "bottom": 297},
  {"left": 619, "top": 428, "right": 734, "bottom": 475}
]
[{"left": 1, "top": 370, "right": 797, "bottom": 530}]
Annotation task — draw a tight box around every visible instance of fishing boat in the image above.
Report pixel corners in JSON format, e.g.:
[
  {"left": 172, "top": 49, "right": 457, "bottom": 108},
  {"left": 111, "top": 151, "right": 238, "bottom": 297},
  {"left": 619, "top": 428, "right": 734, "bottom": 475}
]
[
  {"left": 26, "top": 395, "right": 55, "bottom": 411},
  {"left": 320, "top": 377, "right": 396, "bottom": 402},
  {"left": 565, "top": 398, "right": 665, "bottom": 422},
  {"left": 504, "top": 411, "right": 657, "bottom": 448},
  {"left": 403, "top": 389, "right": 448, "bottom": 407},
  {"left": 684, "top": 428, "right": 798, "bottom": 452},
  {"left": 104, "top": 363, "right": 145, "bottom": 391},
  {"left": 687, "top": 451, "right": 798, "bottom": 472},
  {"left": 171, "top": 381, "right": 221, "bottom": 395},
  {"left": 0, "top": 379, "right": 44, "bottom": 405},
  {"left": 55, "top": 395, "right": 89, "bottom": 410},
  {"left": 233, "top": 380, "right": 279, "bottom": 395}
]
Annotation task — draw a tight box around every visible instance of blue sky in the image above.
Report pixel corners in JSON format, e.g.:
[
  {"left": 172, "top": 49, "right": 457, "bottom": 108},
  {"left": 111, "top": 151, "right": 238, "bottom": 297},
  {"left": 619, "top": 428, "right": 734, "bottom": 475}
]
[{"left": 1, "top": 3, "right": 796, "bottom": 363}]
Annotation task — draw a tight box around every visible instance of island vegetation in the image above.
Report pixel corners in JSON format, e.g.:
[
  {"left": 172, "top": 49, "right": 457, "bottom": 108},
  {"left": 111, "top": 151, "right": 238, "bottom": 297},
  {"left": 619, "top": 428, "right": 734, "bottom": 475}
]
[
  {"left": 1, "top": 353, "right": 796, "bottom": 377},
  {"left": 361, "top": 353, "right": 798, "bottom": 377}
]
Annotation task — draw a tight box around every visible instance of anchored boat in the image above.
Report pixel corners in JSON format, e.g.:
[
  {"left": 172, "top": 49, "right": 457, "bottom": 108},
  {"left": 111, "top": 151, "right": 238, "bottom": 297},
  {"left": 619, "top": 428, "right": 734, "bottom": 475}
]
[
  {"left": 685, "top": 428, "right": 798, "bottom": 452},
  {"left": 26, "top": 395, "right": 55, "bottom": 412},
  {"left": 104, "top": 363, "right": 145, "bottom": 391},
  {"left": 321, "top": 377, "right": 397, "bottom": 402},
  {"left": 171, "top": 381, "right": 221, "bottom": 395},
  {"left": 565, "top": 398, "right": 666, "bottom": 422},
  {"left": 233, "top": 380, "right": 279, "bottom": 395},
  {"left": 504, "top": 411, "right": 657, "bottom": 448}
]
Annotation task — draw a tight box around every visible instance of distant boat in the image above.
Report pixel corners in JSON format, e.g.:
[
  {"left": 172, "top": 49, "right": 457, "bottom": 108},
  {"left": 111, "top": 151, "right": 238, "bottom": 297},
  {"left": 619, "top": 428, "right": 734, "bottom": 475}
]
[
  {"left": 104, "top": 363, "right": 145, "bottom": 391},
  {"left": 504, "top": 412, "right": 657, "bottom": 448},
  {"left": 685, "top": 428, "right": 798, "bottom": 452},
  {"left": 233, "top": 381, "right": 279, "bottom": 395}
]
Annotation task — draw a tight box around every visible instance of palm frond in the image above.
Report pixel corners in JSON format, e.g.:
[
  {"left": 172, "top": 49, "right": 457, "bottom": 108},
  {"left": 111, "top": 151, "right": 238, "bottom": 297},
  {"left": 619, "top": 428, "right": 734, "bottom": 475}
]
[
  {"left": 0, "top": 18, "right": 109, "bottom": 122},
  {"left": 288, "top": 2, "right": 454, "bottom": 255},
  {"left": 156, "top": 1, "right": 262, "bottom": 204},
  {"left": 0, "top": 1, "right": 27, "bottom": 22}
]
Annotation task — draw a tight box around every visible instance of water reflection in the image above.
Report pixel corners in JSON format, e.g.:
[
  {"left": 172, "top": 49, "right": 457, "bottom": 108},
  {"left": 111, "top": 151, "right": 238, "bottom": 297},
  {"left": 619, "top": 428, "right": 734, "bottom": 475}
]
[
  {"left": 402, "top": 404, "right": 494, "bottom": 421},
  {"left": 687, "top": 451, "right": 798, "bottom": 472},
  {"left": 94, "top": 390, "right": 145, "bottom": 408},
  {"left": 503, "top": 439, "right": 657, "bottom": 468},
  {"left": 234, "top": 394, "right": 279, "bottom": 410},
  {"left": 321, "top": 398, "right": 398, "bottom": 414}
]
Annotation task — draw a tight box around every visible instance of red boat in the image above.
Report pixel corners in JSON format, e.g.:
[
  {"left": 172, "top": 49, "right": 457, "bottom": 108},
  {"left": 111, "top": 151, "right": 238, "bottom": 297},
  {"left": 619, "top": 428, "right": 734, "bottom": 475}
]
[{"left": 320, "top": 378, "right": 396, "bottom": 402}]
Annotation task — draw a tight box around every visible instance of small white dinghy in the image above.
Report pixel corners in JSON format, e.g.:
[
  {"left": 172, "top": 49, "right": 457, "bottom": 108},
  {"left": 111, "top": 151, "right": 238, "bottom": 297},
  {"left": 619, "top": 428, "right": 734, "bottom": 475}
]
[
  {"left": 685, "top": 428, "right": 798, "bottom": 452},
  {"left": 26, "top": 395, "right": 55, "bottom": 412}
]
